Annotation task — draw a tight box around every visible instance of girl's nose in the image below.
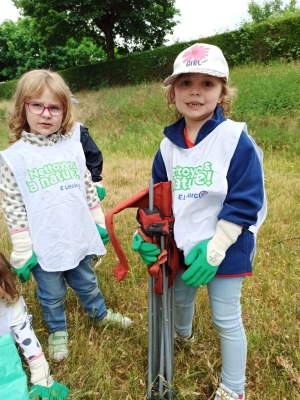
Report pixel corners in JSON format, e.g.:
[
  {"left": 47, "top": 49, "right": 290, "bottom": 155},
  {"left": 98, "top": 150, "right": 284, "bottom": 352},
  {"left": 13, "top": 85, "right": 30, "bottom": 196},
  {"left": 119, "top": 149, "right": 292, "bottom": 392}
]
[{"left": 190, "top": 86, "right": 200, "bottom": 95}]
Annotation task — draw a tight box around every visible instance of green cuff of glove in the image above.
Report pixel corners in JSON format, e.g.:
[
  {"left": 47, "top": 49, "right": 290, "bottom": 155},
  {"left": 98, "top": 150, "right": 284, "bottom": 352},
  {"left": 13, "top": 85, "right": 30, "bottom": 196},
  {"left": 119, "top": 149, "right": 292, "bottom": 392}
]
[
  {"left": 182, "top": 240, "right": 218, "bottom": 287},
  {"left": 96, "top": 225, "right": 110, "bottom": 245},
  {"left": 132, "top": 233, "right": 160, "bottom": 265},
  {"left": 29, "top": 380, "right": 69, "bottom": 399},
  {"left": 95, "top": 185, "right": 106, "bottom": 201},
  {"left": 13, "top": 252, "right": 38, "bottom": 283}
]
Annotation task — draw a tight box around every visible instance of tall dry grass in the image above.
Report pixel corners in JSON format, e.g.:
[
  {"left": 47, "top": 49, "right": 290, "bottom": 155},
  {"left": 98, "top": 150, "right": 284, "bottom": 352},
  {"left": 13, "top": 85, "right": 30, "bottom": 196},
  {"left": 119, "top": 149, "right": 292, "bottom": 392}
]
[{"left": 0, "top": 60, "right": 300, "bottom": 399}]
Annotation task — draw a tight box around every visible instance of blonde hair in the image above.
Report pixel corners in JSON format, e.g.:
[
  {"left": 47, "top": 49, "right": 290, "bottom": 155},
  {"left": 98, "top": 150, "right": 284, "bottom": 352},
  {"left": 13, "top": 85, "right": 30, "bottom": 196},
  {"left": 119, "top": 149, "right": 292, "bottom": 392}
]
[
  {"left": 0, "top": 252, "right": 19, "bottom": 306},
  {"left": 165, "top": 75, "right": 237, "bottom": 121},
  {"left": 9, "top": 69, "right": 75, "bottom": 144}
]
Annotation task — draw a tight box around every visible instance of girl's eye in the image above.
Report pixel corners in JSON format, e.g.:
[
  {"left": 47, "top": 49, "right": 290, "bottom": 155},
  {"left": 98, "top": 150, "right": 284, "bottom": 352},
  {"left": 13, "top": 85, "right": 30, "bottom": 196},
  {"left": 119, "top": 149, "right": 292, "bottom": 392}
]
[
  {"left": 181, "top": 80, "right": 190, "bottom": 86},
  {"left": 203, "top": 81, "right": 213, "bottom": 87}
]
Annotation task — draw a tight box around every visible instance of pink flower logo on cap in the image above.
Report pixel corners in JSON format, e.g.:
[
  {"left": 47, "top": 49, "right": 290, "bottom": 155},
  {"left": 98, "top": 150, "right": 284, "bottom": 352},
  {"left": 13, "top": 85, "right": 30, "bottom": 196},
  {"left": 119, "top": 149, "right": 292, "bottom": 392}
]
[{"left": 182, "top": 44, "right": 210, "bottom": 64}]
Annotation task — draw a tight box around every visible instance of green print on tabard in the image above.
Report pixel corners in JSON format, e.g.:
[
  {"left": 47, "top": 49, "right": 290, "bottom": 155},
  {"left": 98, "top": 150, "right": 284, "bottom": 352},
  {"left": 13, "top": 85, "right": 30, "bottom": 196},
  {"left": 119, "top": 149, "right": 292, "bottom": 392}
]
[
  {"left": 173, "top": 162, "right": 214, "bottom": 191},
  {"left": 26, "top": 161, "right": 80, "bottom": 193}
]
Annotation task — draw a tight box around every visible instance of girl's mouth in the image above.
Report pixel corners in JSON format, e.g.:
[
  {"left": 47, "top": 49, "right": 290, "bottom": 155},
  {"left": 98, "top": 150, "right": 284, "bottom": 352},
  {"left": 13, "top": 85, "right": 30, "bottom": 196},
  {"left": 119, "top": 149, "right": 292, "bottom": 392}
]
[{"left": 187, "top": 102, "right": 203, "bottom": 107}]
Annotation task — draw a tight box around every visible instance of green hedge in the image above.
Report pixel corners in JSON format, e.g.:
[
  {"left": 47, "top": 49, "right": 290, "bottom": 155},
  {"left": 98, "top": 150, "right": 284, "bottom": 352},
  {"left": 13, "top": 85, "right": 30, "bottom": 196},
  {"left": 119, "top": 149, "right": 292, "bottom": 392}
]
[{"left": 1, "top": 14, "right": 300, "bottom": 100}]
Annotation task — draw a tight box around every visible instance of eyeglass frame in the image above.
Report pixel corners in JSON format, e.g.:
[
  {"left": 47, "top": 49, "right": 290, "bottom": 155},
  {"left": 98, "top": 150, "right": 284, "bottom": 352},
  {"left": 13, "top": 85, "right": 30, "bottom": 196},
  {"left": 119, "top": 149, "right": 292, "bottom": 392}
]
[{"left": 25, "top": 102, "right": 66, "bottom": 116}]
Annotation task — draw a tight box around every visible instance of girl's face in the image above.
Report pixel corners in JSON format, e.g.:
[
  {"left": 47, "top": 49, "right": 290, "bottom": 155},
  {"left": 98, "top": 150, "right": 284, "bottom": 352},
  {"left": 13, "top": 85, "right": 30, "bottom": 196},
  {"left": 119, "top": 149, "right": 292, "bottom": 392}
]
[
  {"left": 25, "top": 88, "right": 64, "bottom": 136},
  {"left": 173, "top": 73, "right": 224, "bottom": 127}
]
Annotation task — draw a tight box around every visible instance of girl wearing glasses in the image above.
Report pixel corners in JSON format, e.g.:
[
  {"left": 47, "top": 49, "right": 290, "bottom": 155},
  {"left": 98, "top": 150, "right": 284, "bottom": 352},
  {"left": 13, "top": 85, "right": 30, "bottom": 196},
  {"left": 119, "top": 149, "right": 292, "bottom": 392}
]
[{"left": 0, "top": 69, "right": 132, "bottom": 363}]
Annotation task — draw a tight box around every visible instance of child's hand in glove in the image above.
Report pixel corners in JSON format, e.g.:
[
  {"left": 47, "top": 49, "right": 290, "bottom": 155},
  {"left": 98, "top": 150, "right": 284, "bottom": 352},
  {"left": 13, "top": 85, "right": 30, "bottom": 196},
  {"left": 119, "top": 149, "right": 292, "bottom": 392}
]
[
  {"left": 96, "top": 225, "right": 110, "bottom": 245},
  {"left": 132, "top": 232, "right": 161, "bottom": 265},
  {"left": 29, "top": 381, "right": 69, "bottom": 399},
  {"left": 93, "top": 182, "right": 106, "bottom": 201},
  {"left": 10, "top": 231, "right": 38, "bottom": 283},
  {"left": 182, "top": 219, "right": 242, "bottom": 287},
  {"left": 90, "top": 206, "right": 109, "bottom": 244},
  {"left": 29, "top": 355, "right": 69, "bottom": 399},
  {"left": 13, "top": 253, "right": 38, "bottom": 283}
]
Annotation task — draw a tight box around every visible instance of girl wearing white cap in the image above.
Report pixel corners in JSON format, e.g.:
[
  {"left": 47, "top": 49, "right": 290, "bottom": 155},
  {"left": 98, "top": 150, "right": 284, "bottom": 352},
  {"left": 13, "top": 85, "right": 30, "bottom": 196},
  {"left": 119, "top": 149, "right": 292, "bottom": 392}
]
[{"left": 133, "top": 43, "right": 266, "bottom": 399}]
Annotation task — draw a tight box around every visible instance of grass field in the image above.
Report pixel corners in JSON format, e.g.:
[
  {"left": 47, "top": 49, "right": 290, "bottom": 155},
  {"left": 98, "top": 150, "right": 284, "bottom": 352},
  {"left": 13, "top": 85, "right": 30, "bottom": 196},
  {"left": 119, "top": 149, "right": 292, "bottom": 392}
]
[{"left": 0, "top": 60, "right": 300, "bottom": 399}]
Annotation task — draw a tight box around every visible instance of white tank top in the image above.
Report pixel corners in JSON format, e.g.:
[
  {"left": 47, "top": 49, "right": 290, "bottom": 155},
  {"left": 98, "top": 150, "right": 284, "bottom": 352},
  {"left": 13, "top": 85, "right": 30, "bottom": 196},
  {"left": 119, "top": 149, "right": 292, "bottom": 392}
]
[{"left": 0, "top": 138, "right": 106, "bottom": 271}]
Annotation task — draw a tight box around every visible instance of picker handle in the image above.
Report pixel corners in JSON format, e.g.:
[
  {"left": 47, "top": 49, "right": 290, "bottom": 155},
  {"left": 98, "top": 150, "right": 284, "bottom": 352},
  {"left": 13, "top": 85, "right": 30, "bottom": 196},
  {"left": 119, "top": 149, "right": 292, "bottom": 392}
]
[{"left": 149, "top": 178, "right": 154, "bottom": 211}]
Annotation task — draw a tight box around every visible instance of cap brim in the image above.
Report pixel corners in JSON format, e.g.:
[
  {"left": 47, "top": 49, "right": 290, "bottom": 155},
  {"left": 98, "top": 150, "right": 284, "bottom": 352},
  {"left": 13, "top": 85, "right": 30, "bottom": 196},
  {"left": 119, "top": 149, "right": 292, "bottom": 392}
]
[{"left": 164, "top": 69, "right": 228, "bottom": 86}]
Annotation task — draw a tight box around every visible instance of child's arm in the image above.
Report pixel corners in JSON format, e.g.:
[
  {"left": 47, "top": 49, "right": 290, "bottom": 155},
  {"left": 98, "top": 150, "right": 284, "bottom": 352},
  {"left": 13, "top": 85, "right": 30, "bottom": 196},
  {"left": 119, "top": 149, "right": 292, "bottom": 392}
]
[
  {"left": 0, "top": 159, "right": 37, "bottom": 281},
  {"left": 152, "top": 149, "right": 168, "bottom": 184},
  {"left": 80, "top": 125, "right": 106, "bottom": 201},
  {"left": 80, "top": 125, "right": 103, "bottom": 183},
  {"left": 219, "top": 131, "right": 264, "bottom": 227},
  {"left": 11, "top": 296, "right": 69, "bottom": 399},
  {"left": 84, "top": 168, "right": 110, "bottom": 244},
  {"left": 0, "top": 158, "right": 28, "bottom": 232}
]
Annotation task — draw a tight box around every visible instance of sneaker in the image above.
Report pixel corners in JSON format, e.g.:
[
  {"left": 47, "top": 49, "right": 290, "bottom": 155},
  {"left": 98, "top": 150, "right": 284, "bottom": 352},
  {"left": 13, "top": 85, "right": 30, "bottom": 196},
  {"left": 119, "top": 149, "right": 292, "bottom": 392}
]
[
  {"left": 99, "top": 309, "right": 132, "bottom": 328},
  {"left": 174, "top": 330, "right": 195, "bottom": 343},
  {"left": 48, "top": 331, "right": 68, "bottom": 362},
  {"left": 215, "top": 383, "right": 245, "bottom": 400}
]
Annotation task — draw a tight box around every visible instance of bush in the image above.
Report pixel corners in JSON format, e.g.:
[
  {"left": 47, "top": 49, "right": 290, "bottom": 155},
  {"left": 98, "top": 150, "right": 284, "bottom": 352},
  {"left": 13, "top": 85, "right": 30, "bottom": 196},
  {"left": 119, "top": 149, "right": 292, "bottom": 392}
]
[{"left": 1, "top": 14, "right": 300, "bottom": 99}]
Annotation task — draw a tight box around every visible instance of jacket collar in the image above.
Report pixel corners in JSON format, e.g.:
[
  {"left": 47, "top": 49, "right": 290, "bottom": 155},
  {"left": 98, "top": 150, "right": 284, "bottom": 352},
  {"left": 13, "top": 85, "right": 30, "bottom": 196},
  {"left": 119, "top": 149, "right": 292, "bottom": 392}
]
[{"left": 163, "top": 106, "right": 227, "bottom": 148}]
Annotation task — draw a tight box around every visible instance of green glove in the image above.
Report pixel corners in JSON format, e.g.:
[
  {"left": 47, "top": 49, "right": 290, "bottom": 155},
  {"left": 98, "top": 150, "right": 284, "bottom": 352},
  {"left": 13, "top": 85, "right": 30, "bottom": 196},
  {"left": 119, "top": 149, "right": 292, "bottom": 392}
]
[
  {"left": 13, "top": 252, "right": 38, "bottom": 283},
  {"left": 96, "top": 225, "right": 110, "bottom": 245},
  {"left": 29, "top": 380, "right": 69, "bottom": 399},
  {"left": 182, "top": 240, "right": 218, "bottom": 287},
  {"left": 132, "top": 233, "right": 161, "bottom": 265},
  {"left": 95, "top": 185, "right": 106, "bottom": 201}
]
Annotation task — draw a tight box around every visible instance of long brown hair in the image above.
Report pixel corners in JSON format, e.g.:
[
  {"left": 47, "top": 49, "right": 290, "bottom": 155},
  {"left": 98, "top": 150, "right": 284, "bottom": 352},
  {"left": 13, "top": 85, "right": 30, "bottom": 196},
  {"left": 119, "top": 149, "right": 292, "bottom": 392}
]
[
  {"left": 8, "top": 69, "right": 75, "bottom": 144},
  {"left": 0, "top": 252, "right": 19, "bottom": 306}
]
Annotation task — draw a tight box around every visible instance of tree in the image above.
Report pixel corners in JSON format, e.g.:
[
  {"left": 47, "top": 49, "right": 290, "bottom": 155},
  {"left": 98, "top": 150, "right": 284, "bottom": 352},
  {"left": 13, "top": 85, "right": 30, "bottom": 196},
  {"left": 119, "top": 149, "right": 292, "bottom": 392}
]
[
  {"left": 13, "top": 0, "right": 179, "bottom": 60},
  {"left": 247, "top": 0, "right": 298, "bottom": 24},
  {"left": 0, "top": 18, "right": 106, "bottom": 81}
]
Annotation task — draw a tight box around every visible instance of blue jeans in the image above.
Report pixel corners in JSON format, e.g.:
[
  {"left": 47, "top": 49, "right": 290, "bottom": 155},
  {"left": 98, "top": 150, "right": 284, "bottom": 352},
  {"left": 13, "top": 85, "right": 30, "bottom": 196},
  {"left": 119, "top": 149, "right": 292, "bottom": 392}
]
[
  {"left": 32, "top": 255, "right": 107, "bottom": 333},
  {"left": 174, "top": 269, "right": 246, "bottom": 395}
]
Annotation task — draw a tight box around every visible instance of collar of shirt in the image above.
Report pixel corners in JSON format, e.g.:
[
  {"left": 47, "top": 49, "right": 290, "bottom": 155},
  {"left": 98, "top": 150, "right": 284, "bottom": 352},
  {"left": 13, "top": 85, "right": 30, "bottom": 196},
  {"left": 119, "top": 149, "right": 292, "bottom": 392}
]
[{"left": 20, "top": 130, "right": 63, "bottom": 146}]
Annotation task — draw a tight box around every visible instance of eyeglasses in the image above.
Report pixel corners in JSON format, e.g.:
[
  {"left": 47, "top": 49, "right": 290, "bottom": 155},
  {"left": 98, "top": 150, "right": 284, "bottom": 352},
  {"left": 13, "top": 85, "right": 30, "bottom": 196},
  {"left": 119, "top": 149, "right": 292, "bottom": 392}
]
[{"left": 25, "top": 102, "right": 65, "bottom": 116}]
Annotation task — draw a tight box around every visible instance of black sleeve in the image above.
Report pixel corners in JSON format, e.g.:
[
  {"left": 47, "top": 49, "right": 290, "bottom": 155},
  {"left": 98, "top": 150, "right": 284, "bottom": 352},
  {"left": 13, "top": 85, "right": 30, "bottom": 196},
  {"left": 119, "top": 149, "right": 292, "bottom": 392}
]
[{"left": 80, "top": 125, "right": 103, "bottom": 182}]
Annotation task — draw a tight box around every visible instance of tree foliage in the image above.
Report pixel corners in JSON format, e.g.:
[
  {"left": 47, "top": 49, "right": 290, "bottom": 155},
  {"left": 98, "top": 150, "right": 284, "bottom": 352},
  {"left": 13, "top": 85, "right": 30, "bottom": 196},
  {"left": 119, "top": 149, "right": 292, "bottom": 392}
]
[
  {"left": 247, "top": 0, "right": 298, "bottom": 24},
  {"left": 0, "top": 18, "right": 106, "bottom": 81},
  {"left": 13, "top": 0, "right": 179, "bottom": 60}
]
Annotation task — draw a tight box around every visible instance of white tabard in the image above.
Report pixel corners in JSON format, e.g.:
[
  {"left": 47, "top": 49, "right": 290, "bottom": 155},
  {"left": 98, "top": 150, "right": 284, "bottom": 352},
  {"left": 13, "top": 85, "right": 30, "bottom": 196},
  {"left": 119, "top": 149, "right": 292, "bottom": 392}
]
[
  {"left": 0, "top": 138, "right": 106, "bottom": 271},
  {"left": 160, "top": 119, "right": 266, "bottom": 258}
]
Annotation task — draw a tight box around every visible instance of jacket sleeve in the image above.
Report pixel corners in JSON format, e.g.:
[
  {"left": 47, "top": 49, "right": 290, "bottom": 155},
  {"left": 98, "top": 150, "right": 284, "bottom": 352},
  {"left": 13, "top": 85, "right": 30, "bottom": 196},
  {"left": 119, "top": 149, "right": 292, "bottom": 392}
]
[
  {"left": 11, "top": 296, "right": 43, "bottom": 361},
  {"left": 0, "top": 158, "right": 28, "bottom": 233},
  {"left": 152, "top": 149, "right": 168, "bottom": 184},
  {"left": 80, "top": 125, "right": 103, "bottom": 183},
  {"left": 84, "top": 168, "right": 100, "bottom": 209},
  {"left": 218, "top": 131, "right": 264, "bottom": 227}
]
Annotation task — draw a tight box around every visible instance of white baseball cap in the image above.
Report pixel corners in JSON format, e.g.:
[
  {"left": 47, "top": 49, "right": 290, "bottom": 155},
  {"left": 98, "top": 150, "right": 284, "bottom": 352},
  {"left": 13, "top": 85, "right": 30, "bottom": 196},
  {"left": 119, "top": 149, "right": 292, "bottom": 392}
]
[{"left": 164, "top": 43, "right": 229, "bottom": 86}]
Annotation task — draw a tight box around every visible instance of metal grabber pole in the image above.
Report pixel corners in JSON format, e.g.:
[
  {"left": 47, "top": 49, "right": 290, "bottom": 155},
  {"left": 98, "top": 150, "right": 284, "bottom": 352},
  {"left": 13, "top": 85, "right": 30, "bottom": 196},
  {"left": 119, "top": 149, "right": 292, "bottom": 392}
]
[
  {"left": 147, "top": 179, "right": 175, "bottom": 400},
  {"left": 148, "top": 178, "right": 160, "bottom": 399}
]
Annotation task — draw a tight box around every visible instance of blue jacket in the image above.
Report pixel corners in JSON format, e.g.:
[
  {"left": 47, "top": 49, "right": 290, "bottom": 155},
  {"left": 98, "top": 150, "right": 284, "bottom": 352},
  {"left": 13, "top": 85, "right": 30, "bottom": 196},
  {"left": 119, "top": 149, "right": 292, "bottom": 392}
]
[{"left": 152, "top": 107, "right": 264, "bottom": 276}]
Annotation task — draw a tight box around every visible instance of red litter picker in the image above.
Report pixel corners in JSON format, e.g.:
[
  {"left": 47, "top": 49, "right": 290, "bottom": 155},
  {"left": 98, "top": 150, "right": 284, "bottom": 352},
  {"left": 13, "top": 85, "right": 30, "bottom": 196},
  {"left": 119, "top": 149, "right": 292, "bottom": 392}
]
[{"left": 105, "top": 179, "right": 179, "bottom": 399}]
